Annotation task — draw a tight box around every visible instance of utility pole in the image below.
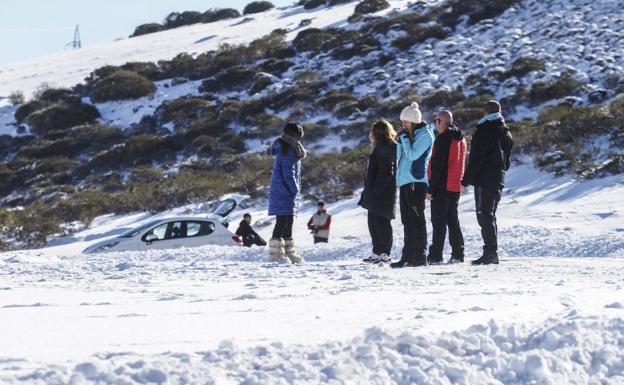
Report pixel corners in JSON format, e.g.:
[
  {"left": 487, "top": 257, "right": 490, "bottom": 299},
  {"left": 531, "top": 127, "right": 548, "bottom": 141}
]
[{"left": 66, "top": 25, "right": 81, "bottom": 50}]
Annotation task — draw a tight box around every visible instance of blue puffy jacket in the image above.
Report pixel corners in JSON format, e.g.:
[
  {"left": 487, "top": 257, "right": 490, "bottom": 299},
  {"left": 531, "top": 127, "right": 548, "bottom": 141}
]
[
  {"left": 268, "top": 139, "right": 301, "bottom": 216},
  {"left": 396, "top": 122, "right": 435, "bottom": 187}
]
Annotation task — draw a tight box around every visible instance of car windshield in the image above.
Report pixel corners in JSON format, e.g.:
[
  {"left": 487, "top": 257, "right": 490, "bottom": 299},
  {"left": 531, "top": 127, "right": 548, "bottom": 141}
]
[
  {"left": 211, "top": 199, "right": 237, "bottom": 217},
  {"left": 118, "top": 220, "right": 162, "bottom": 238}
]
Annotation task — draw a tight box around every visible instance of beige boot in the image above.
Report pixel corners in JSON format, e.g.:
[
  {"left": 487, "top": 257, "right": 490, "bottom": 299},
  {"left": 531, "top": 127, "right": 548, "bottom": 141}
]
[
  {"left": 284, "top": 238, "right": 304, "bottom": 264},
  {"left": 268, "top": 238, "right": 291, "bottom": 264}
]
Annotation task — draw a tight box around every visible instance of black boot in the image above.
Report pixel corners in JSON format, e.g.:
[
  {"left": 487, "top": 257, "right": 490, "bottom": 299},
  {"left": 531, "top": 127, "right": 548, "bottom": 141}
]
[
  {"left": 390, "top": 258, "right": 410, "bottom": 269},
  {"left": 471, "top": 254, "right": 499, "bottom": 265},
  {"left": 409, "top": 255, "right": 428, "bottom": 267},
  {"left": 427, "top": 255, "right": 443, "bottom": 265}
]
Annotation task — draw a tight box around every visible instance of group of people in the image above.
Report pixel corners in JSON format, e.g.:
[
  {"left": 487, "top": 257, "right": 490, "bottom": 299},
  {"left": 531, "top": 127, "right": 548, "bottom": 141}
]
[{"left": 262, "top": 100, "right": 513, "bottom": 266}]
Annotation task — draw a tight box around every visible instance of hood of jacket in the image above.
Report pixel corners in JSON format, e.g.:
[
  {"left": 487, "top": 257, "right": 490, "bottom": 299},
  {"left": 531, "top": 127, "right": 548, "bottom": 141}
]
[{"left": 448, "top": 124, "right": 465, "bottom": 140}]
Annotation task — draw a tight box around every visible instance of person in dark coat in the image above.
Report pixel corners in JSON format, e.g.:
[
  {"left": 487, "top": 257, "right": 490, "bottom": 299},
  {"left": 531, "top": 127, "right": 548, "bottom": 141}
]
[
  {"left": 426, "top": 110, "right": 467, "bottom": 264},
  {"left": 236, "top": 213, "right": 267, "bottom": 247},
  {"left": 267, "top": 122, "right": 307, "bottom": 264},
  {"left": 462, "top": 100, "right": 514, "bottom": 265},
  {"left": 359, "top": 120, "right": 398, "bottom": 264}
]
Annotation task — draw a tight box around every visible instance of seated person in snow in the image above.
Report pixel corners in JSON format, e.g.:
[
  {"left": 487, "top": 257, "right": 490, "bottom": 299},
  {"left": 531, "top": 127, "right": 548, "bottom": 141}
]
[
  {"left": 235, "top": 213, "right": 267, "bottom": 247},
  {"left": 307, "top": 201, "right": 332, "bottom": 244}
]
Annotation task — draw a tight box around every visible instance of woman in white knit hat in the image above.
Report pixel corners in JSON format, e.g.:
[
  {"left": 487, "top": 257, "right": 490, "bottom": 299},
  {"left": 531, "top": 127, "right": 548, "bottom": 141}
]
[{"left": 391, "top": 102, "right": 435, "bottom": 268}]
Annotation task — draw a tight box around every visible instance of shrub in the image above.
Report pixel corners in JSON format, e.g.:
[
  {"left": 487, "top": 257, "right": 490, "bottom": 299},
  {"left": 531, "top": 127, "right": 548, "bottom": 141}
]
[
  {"left": 26, "top": 100, "right": 100, "bottom": 135},
  {"left": 318, "top": 91, "right": 358, "bottom": 111},
  {"left": 528, "top": 76, "right": 585, "bottom": 105},
  {"left": 250, "top": 74, "right": 274, "bottom": 95},
  {"left": 218, "top": 66, "right": 258, "bottom": 91},
  {"left": 265, "top": 87, "right": 315, "bottom": 111},
  {"left": 155, "top": 98, "right": 215, "bottom": 126},
  {"left": 89, "top": 70, "right": 156, "bottom": 102},
  {"left": 15, "top": 100, "right": 51, "bottom": 123},
  {"left": 120, "top": 62, "right": 167, "bottom": 81},
  {"left": 17, "top": 138, "right": 83, "bottom": 159},
  {"left": 421, "top": 90, "right": 465, "bottom": 109},
  {"left": 88, "top": 134, "right": 180, "bottom": 170},
  {"left": 354, "top": 0, "right": 389, "bottom": 15},
  {"left": 69, "top": 124, "right": 124, "bottom": 153},
  {"left": 202, "top": 8, "right": 241, "bottom": 23},
  {"left": 439, "top": 0, "right": 521, "bottom": 26},
  {"left": 164, "top": 11, "right": 203, "bottom": 28},
  {"left": 303, "top": 147, "right": 369, "bottom": 201},
  {"left": 260, "top": 59, "right": 294, "bottom": 75},
  {"left": 303, "top": 0, "right": 326, "bottom": 9},
  {"left": 8, "top": 91, "right": 25, "bottom": 105},
  {"left": 131, "top": 23, "right": 165, "bottom": 37},
  {"left": 505, "top": 57, "right": 545, "bottom": 79},
  {"left": 243, "top": 1, "right": 275, "bottom": 15},
  {"left": 304, "top": 123, "right": 331, "bottom": 141},
  {"left": 452, "top": 108, "right": 483, "bottom": 129},
  {"left": 392, "top": 25, "right": 447, "bottom": 50}
]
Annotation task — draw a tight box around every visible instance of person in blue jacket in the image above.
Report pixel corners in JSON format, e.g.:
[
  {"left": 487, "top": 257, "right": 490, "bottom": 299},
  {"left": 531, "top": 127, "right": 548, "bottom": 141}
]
[
  {"left": 268, "top": 122, "right": 307, "bottom": 264},
  {"left": 391, "top": 102, "right": 435, "bottom": 268}
]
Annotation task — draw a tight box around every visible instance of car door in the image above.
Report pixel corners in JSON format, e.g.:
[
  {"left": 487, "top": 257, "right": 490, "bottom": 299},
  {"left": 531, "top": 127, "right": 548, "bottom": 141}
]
[
  {"left": 141, "top": 221, "right": 186, "bottom": 250},
  {"left": 182, "top": 220, "right": 218, "bottom": 247}
]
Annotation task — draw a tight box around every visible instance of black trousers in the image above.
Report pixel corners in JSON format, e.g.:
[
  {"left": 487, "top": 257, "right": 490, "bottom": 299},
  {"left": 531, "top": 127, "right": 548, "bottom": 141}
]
[
  {"left": 367, "top": 211, "right": 392, "bottom": 256},
  {"left": 475, "top": 187, "right": 502, "bottom": 257},
  {"left": 243, "top": 234, "right": 267, "bottom": 247},
  {"left": 428, "top": 189, "right": 464, "bottom": 261},
  {"left": 400, "top": 183, "right": 428, "bottom": 262},
  {"left": 272, "top": 215, "right": 294, "bottom": 239}
]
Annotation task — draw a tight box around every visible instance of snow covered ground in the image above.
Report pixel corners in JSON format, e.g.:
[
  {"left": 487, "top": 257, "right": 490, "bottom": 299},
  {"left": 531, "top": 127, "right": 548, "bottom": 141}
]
[{"left": 0, "top": 163, "right": 622, "bottom": 384}]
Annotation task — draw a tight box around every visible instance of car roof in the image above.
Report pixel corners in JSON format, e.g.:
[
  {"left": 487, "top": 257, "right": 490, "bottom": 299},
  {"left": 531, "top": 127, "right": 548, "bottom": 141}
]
[{"left": 150, "top": 216, "right": 223, "bottom": 223}]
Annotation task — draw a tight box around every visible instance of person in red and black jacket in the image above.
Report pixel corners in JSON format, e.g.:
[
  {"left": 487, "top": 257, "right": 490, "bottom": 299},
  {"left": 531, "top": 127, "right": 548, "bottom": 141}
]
[{"left": 426, "top": 110, "right": 467, "bottom": 264}]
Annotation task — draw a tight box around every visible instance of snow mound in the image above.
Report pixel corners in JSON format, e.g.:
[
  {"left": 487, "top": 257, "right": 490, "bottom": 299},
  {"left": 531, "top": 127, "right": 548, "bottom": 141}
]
[{"left": 3, "top": 314, "right": 622, "bottom": 385}]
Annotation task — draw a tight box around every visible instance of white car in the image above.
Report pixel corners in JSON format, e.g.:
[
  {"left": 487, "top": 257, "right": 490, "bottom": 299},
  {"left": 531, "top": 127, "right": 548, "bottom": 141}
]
[{"left": 83, "top": 199, "right": 244, "bottom": 254}]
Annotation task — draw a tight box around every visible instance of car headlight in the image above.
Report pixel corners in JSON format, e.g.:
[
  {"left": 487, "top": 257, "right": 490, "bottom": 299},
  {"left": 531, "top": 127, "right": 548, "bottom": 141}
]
[{"left": 90, "top": 241, "right": 120, "bottom": 253}]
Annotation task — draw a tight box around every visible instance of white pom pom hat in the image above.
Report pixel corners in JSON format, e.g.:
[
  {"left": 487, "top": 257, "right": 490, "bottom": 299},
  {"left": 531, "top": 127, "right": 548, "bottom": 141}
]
[{"left": 400, "top": 102, "right": 422, "bottom": 124}]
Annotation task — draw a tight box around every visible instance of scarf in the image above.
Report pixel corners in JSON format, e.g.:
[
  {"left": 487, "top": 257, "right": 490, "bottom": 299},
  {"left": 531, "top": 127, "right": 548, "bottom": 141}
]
[
  {"left": 280, "top": 133, "right": 307, "bottom": 159},
  {"left": 478, "top": 112, "right": 505, "bottom": 125}
]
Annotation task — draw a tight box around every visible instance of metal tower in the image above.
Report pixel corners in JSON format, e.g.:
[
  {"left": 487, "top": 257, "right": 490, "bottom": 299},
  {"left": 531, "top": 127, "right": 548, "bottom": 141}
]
[{"left": 66, "top": 25, "right": 81, "bottom": 50}]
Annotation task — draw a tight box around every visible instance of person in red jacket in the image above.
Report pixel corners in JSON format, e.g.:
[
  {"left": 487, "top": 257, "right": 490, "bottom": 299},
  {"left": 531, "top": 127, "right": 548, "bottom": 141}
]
[
  {"left": 307, "top": 201, "right": 332, "bottom": 243},
  {"left": 426, "top": 110, "right": 467, "bottom": 264}
]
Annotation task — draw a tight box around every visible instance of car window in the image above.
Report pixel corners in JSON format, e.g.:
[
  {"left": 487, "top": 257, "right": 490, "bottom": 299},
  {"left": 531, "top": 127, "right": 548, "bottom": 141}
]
[
  {"left": 166, "top": 222, "right": 184, "bottom": 239},
  {"left": 186, "top": 221, "right": 215, "bottom": 237},
  {"left": 119, "top": 220, "right": 161, "bottom": 238},
  {"left": 143, "top": 223, "right": 168, "bottom": 241},
  {"left": 211, "top": 199, "right": 237, "bottom": 217}
]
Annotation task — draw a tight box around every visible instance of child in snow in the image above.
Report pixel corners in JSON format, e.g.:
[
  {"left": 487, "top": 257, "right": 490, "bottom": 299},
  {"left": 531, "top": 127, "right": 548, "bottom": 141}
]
[
  {"left": 307, "top": 201, "right": 332, "bottom": 244},
  {"left": 359, "top": 120, "right": 398, "bottom": 264},
  {"left": 236, "top": 213, "right": 267, "bottom": 247},
  {"left": 267, "top": 122, "right": 307, "bottom": 264},
  {"left": 461, "top": 101, "right": 513, "bottom": 265},
  {"left": 391, "top": 102, "right": 435, "bottom": 268},
  {"left": 426, "top": 110, "right": 467, "bottom": 264}
]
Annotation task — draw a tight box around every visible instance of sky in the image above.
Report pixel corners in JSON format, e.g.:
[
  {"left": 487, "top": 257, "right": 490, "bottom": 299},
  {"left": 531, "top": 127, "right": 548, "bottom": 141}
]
[{"left": 0, "top": 0, "right": 293, "bottom": 65}]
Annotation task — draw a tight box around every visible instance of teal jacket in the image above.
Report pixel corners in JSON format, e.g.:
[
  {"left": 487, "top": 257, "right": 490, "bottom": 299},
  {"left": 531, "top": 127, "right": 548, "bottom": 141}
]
[{"left": 396, "top": 122, "right": 435, "bottom": 187}]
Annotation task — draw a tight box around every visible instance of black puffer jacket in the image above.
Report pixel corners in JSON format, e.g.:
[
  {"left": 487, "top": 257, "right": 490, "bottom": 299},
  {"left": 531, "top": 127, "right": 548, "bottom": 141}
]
[
  {"left": 462, "top": 118, "right": 513, "bottom": 191},
  {"left": 358, "top": 141, "right": 397, "bottom": 219}
]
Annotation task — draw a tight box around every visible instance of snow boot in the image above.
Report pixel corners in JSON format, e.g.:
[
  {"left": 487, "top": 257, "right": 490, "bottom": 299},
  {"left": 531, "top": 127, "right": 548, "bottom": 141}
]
[
  {"left": 284, "top": 238, "right": 304, "bottom": 264},
  {"left": 391, "top": 256, "right": 427, "bottom": 268},
  {"left": 427, "top": 255, "right": 444, "bottom": 265},
  {"left": 471, "top": 254, "right": 499, "bottom": 265},
  {"left": 268, "top": 238, "right": 291, "bottom": 264},
  {"left": 364, "top": 253, "right": 391, "bottom": 265},
  {"left": 447, "top": 257, "right": 464, "bottom": 264}
]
